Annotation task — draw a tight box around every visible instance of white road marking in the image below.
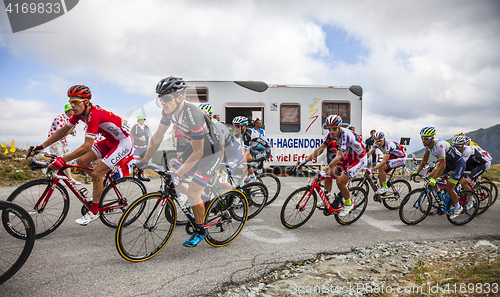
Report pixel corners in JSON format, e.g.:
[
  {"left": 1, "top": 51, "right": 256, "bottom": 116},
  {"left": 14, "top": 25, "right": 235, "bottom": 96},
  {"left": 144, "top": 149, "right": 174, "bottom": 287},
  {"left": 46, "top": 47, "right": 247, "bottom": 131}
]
[
  {"left": 361, "top": 215, "right": 404, "bottom": 232},
  {"left": 241, "top": 225, "right": 297, "bottom": 243}
]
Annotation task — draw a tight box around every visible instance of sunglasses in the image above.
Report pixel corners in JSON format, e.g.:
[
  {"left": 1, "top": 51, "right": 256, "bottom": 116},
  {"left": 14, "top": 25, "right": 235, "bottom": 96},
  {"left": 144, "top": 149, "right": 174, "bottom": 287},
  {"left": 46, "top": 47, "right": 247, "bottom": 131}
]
[
  {"left": 69, "top": 99, "right": 86, "bottom": 105},
  {"left": 233, "top": 124, "right": 241, "bottom": 128},
  {"left": 421, "top": 136, "right": 433, "bottom": 141},
  {"left": 452, "top": 144, "right": 464, "bottom": 148},
  {"left": 375, "top": 139, "right": 384, "bottom": 143},
  {"left": 158, "top": 94, "right": 175, "bottom": 103}
]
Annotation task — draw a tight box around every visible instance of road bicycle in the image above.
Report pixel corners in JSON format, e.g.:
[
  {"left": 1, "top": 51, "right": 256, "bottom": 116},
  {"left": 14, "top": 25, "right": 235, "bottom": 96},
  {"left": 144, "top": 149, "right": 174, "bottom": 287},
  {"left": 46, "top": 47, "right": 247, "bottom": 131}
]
[
  {"left": 253, "top": 161, "right": 281, "bottom": 206},
  {"left": 280, "top": 165, "right": 368, "bottom": 229},
  {"left": 399, "top": 176, "right": 479, "bottom": 226},
  {"left": 348, "top": 168, "right": 411, "bottom": 210},
  {"left": 4, "top": 152, "right": 147, "bottom": 239},
  {"left": 0, "top": 200, "right": 35, "bottom": 285},
  {"left": 115, "top": 168, "right": 248, "bottom": 262}
]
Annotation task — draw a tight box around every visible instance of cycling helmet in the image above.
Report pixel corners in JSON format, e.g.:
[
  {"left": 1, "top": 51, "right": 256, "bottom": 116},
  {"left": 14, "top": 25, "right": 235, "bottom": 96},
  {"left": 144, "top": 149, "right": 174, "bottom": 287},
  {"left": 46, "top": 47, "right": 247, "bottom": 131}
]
[
  {"left": 232, "top": 116, "right": 248, "bottom": 126},
  {"left": 67, "top": 85, "right": 92, "bottom": 99},
  {"left": 465, "top": 136, "right": 472, "bottom": 145},
  {"left": 199, "top": 103, "right": 213, "bottom": 115},
  {"left": 156, "top": 76, "right": 187, "bottom": 95},
  {"left": 454, "top": 132, "right": 466, "bottom": 137},
  {"left": 324, "top": 115, "right": 342, "bottom": 129},
  {"left": 420, "top": 126, "right": 436, "bottom": 137},
  {"left": 451, "top": 135, "right": 467, "bottom": 145},
  {"left": 373, "top": 132, "right": 385, "bottom": 140}
]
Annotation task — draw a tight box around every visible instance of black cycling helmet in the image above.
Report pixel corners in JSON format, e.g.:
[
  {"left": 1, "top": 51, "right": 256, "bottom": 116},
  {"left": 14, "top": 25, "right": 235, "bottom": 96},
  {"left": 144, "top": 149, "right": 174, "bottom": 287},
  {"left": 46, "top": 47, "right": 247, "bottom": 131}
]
[{"left": 156, "top": 76, "right": 187, "bottom": 95}]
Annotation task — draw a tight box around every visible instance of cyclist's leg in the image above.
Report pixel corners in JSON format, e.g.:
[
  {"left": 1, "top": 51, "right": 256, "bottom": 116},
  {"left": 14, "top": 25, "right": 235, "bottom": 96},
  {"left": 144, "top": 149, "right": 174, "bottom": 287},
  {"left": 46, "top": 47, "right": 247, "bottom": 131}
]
[{"left": 337, "top": 155, "right": 367, "bottom": 216}]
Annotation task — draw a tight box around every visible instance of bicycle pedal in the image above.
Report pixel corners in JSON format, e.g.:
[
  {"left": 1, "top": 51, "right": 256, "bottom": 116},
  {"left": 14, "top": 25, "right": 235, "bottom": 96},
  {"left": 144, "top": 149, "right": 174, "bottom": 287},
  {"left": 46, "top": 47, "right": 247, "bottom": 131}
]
[{"left": 322, "top": 208, "right": 333, "bottom": 216}]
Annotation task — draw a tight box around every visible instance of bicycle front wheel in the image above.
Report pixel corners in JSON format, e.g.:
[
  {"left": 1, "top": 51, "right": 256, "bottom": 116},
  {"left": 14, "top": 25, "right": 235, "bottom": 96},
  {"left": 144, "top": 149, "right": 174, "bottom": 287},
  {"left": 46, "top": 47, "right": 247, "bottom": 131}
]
[
  {"left": 335, "top": 187, "right": 368, "bottom": 225},
  {"left": 280, "top": 186, "right": 317, "bottom": 229},
  {"left": 204, "top": 190, "right": 248, "bottom": 247},
  {"left": 478, "top": 179, "right": 498, "bottom": 207},
  {"left": 6, "top": 179, "right": 69, "bottom": 239},
  {"left": 259, "top": 173, "right": 281, "bottom": 205},
  {"left": 399, "top": 188, "right": 431, "bottom": 225},
  {"left": 349, "top": 177, "right": 369, "bottom": 194},
  {"left": 241, "top": 182, "right": 268, "bottom": 219},
  {"left": 115, "top": 193, "right": 176, "bottom": 262},
  {"left": 0, "top": 201, "right": 36, "bottom": 285},
  {"left": 382, "top": 179, "right": 411, "bottom": 210},
  {"left": 100, "top": 177, "right": 147, "bottom": 228},
  {"left": 448, "top": 190, "right": 479, "bottom": 226}
]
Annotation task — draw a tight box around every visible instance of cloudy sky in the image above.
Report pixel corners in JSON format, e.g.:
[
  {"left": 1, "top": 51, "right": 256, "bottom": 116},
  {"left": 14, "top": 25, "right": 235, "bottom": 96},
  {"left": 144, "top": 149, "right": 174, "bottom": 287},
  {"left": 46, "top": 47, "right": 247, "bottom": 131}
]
[{"left": 1, "top": 0, "right": 499, "bottom": 154}]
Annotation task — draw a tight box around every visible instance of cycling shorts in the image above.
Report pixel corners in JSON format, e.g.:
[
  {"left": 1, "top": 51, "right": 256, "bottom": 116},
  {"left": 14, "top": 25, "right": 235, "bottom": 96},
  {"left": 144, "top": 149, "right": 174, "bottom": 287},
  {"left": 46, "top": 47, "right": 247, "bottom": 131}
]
[
  {"left": 383, "top": 156, "right": 406, "bottom": 173},
  {"left": 335, "top": 153, "right": 368, "bottom": 179},
  {"left": 172, "top": 146, "right": 222, "bottom": 187},
  {"left": 442, "top": 158, "right": 466, "bottom": 184},
  {"left": 250, "top": 147, "right": 271, "bottom": 163},
  {"left": 92, "top": 137, "right": 133, "bottom": 169}
]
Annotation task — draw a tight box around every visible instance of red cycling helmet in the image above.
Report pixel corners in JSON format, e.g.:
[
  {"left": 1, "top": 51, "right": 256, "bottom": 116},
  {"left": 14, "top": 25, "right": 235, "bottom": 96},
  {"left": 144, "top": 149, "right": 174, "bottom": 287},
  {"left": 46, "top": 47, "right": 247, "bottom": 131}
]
[{"left": 67, "top": 85, "right": 92, "bottom": 99}]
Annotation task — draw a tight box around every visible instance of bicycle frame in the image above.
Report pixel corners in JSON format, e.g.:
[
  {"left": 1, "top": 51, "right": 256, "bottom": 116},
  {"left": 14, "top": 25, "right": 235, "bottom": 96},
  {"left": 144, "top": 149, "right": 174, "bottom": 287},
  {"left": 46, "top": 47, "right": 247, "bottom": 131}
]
[{"left": 298, "top": 173, "right": 344, "bottom": 214}]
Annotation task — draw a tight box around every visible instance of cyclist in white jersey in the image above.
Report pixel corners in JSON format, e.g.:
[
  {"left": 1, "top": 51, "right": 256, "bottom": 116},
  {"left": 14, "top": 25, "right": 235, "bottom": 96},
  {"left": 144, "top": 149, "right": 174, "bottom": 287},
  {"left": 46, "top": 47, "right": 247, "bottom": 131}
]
[
  {"left": 366, "top": 132, "right": 406, "bottom": 195},
  {"left": 412, "top": 127, "right": 465, "bottom": 219}
]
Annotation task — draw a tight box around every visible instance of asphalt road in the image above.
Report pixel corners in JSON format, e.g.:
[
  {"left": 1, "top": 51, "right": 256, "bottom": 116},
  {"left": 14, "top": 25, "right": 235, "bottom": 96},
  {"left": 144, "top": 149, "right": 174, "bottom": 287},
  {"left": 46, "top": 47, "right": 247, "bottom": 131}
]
[{"left": 1, "top": 176, "right": 499, "bottom": 297}]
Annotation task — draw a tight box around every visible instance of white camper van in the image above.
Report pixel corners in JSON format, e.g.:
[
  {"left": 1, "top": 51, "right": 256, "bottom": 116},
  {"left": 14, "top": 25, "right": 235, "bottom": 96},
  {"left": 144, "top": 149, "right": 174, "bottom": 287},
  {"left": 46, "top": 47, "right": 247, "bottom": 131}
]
[{"left": 128, "top": 81, "right": 363, "bottom": 171}]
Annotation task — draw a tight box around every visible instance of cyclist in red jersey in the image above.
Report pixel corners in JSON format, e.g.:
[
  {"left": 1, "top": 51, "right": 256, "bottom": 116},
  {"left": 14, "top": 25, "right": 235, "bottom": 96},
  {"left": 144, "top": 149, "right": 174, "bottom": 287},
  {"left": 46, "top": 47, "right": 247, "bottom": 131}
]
[{"left": 30, "top": 85, "right": 132, "bottom": 226}]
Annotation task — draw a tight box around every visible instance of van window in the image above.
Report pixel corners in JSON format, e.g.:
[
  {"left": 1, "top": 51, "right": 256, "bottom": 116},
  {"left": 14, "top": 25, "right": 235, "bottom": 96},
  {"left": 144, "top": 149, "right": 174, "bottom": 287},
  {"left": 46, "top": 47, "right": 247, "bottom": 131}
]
[
  {"left": 186, "top": 87, "right": 208, "bottom": 103},
  {"left": 322, "top": 101, "right": 350, "bottom": 124},
  {"left": 280, "top": 103, "right": 300, "bottom": 132}
]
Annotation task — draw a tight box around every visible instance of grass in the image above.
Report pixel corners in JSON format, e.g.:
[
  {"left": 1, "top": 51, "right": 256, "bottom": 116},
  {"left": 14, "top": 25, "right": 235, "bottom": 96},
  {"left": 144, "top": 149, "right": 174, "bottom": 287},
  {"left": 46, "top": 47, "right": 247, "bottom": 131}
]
[
  {"left": 0, "top": 147, "right": 46, "bottom": 186},
  {"left": 483, "top": 164, "right": 500, "bottom": 182}
]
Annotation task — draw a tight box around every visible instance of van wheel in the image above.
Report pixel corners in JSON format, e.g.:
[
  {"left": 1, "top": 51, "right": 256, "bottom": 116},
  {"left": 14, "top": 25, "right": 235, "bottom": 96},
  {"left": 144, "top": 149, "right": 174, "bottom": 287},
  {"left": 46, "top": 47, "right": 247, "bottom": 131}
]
[{"left": 163, "top": 151, "right": 178, "bottom": 170}]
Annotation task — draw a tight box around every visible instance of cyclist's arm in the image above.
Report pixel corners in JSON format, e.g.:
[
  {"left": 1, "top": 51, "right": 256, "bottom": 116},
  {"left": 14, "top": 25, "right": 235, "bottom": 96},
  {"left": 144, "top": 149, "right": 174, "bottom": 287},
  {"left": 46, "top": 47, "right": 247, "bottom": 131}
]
[
  {"left": 61, "top": 137, "right": 94, "bottom": 163},
  {"left": 415, "top": 152, "right": 430, "bottom": 173},
  {"left": 366, "top": 147, "right": 376, "bottom": 158},
  {"left": 305, "top": 143, "right": 327, "bottom": 162},
  {"left": 142, "top": 122, "right": 169, "bottom": 162},
  {"left": 42, "top": 124, "right": 72, "bottom": 148},
  {"left": 175, "top": 138, "right": 204, "bottom": 177},
  {"left": 325, "top": 149, "right": 344, "bottom": 171}
]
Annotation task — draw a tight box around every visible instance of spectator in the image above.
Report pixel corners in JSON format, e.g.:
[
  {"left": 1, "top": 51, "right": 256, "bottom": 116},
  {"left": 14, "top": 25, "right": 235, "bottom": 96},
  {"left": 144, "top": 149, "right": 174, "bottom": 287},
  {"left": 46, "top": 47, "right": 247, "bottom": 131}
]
[
  {"left": 131, "top": 115, "right": 150, "bottom": 159},
  {"left": 213, "top": 114, "right": 220, "bottom": 121},
  {"left": 47, "top": 104, "right": 80, "bottom": 185},
  {"left": 253, "top": 118, "right": 266, "bottom": 137},
  {"left": 365, "top": 130, "right": 377, "bottom": 170},
  {"left": 348, "top": 126, "right": 355, "bottom": 132}
]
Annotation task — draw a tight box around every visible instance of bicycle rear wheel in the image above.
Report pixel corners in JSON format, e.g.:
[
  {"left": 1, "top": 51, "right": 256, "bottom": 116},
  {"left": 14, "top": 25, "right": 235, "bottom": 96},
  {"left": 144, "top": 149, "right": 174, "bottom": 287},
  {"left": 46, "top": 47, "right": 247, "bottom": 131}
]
[
  {"left": 448, "top": 190, "right": 479, "bottom": 226},
  {"left": 115, "top": 193, "right": 176, "bottom": 262},
  {"left": 349, "top": 177, "right": 369, "bottom": 194},
  {"left": 0, "top": 201, "right": 36, "bottom": 285},
  {"left": 100, "top": 177, "right": 147, "bottom": 228},
  {"left": 335, "top": 187, "right": 368, "bottom": 225},
  {"left": 241, "top": 182, "right": 268, "bottom": 219},
  {"left": 382, "top": 179, "right": 411, "bottom": 210},
  {"left": 478, "top": 180, "right": 498, "bottom": 207},
  {"left": 280, "top": 186, "right": 317, "bottom": 229},
  {"left": 6, "top": 179, "right": 69, "bottom": 239},
  {"left": 473, "top": 185, "right": 491, "bottom": 216},
  {"left": 204, "top": 190, "right": 248, "bottom": 247},
  {"left": 259, "top": 173, "right": 281, "bottom": 205},
  {"left": 399, "top": 188, "right": 431, "bottom": 225}
]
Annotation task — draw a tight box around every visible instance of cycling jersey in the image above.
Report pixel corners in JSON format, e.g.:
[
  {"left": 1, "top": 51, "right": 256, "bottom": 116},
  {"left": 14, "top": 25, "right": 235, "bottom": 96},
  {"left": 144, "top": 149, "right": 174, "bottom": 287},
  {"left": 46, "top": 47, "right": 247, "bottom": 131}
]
[
  {"left": 424, "top": 139, "right": 461, "bottom": 162},
  {"left": 335, "top": 128, "right": 366, "bottom": 157},
  {"left": 242, "top": 128, "right": 270, "bottom": 151},
  {"left": 224, "top": 131, "right": 244, "bottom": 168},
  {"left": 161, "top": 101, "right": 220, "bottom": 154},
  {"left": 212, "top": 119, "right": 229, "bottom": 146},
  {"left": 373, "top": 139, "right": 406, "bottom": 158},
  {"left": 68, "top": 105, "right": 130, "bottom": 144}
]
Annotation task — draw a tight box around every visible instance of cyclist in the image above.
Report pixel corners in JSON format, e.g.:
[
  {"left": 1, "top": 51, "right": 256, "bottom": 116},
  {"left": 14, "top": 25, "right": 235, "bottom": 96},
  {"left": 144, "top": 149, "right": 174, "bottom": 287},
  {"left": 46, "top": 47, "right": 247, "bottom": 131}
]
[
  {"left": 137, "top": 77, "right": 222, "bottom": 247},
  {"left": 232, "top": 116, "right": 271, "bottom": 182},
  {"left": 451, "top": 135, "right": 491, "bottom": 193},
  {"left": 365, "top": 130, "right": 377, "bottom": 169},
  {"left": 30, "top": 85, "right": 132, "bottom": 225},
  {"left": 199, "top": 103, "right": 243, "bottom": 191},
  {"left": 366, "top": 132, "right": 406, "bottom": 195},
  {"left": 295, "top": 118, "right": 339, "bottom": 198},
  {"left": 411, "top": 127, "right": 465, "bottom": 219},
  {"left": 302, "top": 115, "right": 366, "bottom": 216}
]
